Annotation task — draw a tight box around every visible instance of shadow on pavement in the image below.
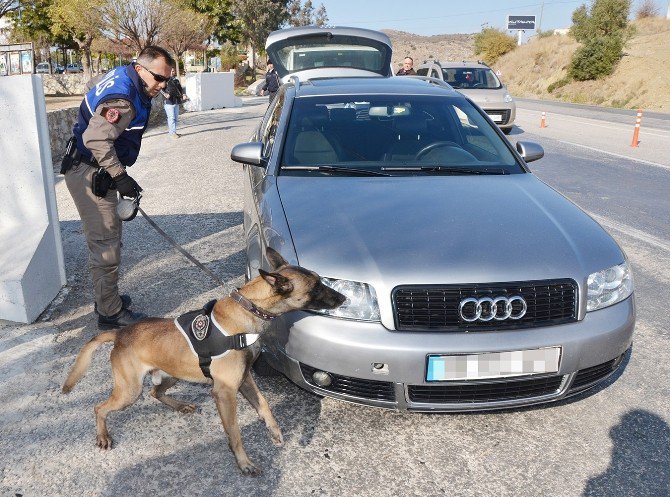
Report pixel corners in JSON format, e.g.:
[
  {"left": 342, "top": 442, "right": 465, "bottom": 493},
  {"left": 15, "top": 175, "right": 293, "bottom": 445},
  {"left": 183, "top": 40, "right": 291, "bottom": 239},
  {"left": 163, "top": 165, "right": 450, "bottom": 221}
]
[{"left": 583, "top": 409, "right": 670, "bottom": 497}]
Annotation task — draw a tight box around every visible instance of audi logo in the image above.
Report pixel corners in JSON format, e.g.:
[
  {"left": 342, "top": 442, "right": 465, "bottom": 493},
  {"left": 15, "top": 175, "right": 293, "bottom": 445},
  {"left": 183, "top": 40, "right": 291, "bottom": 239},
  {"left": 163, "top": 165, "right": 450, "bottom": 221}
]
[{"left": 459, "top": 296, "right": 527, "bottom": 322}]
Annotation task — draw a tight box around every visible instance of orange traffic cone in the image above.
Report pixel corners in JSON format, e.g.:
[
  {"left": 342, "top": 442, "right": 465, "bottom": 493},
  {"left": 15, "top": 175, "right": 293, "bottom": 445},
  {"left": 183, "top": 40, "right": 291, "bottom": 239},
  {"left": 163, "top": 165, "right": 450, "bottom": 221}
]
[
  {"left": 631, "top": 109, "right": 642, "bottom": 147},
  {"left": 540, "top": 111, "right": 547, "bottom": 128}
]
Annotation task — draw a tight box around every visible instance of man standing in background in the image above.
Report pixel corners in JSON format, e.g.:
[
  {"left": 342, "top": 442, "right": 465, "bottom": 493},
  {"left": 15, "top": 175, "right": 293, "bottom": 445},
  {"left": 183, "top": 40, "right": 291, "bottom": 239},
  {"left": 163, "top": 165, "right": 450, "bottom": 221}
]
[
  {"left": 260, "top": 60, "right": 280, "bottom": 103},
  {"left": 396, "top": 57, "right": 416, "bottom": 76}
]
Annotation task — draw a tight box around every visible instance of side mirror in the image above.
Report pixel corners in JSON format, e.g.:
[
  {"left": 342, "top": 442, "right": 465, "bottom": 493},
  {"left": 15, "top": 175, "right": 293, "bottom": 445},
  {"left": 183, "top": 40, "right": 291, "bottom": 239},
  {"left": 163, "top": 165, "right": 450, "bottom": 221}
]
[
  {"left": 516, "top": 141, "right": 544, "bottom": 163},
  {"left": 230, "top": 142, "right": 264, "bottom": 166}
]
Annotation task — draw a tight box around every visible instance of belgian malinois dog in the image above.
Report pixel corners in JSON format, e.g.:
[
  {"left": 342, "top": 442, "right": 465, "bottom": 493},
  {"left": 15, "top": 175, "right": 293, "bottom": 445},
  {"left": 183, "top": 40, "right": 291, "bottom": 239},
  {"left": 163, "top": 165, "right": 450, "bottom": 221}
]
[{"left": 62, "top": 248, "right": 345, "bottom": 476}]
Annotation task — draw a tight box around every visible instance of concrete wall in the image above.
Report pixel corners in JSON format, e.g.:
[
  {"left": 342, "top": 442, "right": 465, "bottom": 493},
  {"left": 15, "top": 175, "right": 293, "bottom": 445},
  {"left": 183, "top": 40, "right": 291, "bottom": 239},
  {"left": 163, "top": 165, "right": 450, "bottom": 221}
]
[
  {"left": 41, "top": 73, "right": 87, "bottom": 95},
  {"left": 0, "top": 75, "right": 67, "bottom": 323}
]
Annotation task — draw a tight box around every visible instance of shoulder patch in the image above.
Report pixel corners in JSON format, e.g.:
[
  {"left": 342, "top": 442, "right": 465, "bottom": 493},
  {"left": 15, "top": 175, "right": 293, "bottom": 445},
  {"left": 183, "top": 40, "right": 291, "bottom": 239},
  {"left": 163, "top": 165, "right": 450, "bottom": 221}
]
[{"left": 103, "top": 107, "right": 121, "bottom": 124}]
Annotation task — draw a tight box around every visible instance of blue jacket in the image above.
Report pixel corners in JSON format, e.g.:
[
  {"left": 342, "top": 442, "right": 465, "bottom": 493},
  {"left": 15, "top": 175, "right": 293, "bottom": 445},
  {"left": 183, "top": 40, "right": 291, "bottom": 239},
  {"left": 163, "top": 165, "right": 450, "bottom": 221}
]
[{"left": 73, "top": 64, "right": 152, "bottom": 167}]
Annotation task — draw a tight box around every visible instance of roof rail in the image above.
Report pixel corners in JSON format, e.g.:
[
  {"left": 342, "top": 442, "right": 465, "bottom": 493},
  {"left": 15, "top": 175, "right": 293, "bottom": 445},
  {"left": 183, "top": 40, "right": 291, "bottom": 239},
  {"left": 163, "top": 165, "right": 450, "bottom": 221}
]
[{"left": 403, "top": 75, "right": 452, "bottom": 90}]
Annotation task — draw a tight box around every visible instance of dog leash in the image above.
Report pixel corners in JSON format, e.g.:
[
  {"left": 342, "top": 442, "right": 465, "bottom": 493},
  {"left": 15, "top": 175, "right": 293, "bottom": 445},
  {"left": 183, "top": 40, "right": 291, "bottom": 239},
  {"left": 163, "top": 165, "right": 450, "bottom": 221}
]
[{"left": 137, "top": 206, "right": 227, "bottom": 287}]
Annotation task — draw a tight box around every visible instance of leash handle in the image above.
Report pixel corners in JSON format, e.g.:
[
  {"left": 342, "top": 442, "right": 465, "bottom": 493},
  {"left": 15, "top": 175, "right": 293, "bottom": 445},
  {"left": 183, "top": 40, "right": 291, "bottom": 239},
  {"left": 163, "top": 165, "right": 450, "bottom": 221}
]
[{"left": 137, "top": 206, "right": 227, "bottom": 287}]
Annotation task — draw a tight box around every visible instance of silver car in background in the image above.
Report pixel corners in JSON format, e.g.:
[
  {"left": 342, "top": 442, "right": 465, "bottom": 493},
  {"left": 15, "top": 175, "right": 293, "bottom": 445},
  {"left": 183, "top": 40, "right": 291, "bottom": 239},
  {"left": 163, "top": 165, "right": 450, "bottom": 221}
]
[
  {"left": 230, "top": 28, "right": 634, "bottom": 412},
  {"left": 416, "top": 60, "right": 516, "bottom": 134}
]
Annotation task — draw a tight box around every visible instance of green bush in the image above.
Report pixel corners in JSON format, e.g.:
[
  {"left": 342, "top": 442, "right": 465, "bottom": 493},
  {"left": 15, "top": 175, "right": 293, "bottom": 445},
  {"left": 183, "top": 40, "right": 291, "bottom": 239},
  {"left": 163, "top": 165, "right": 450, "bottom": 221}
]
[
  {"left": 474, "top": 28, "right": 517, "bottom": 64},
  {"left": 547, "top": 77, "right": 571, "bottom": 93},
  {"left": 220, "top": 42, "right": 241, "bottom": 71},
  {"left": 568, "top": 36, "right": 624, "bottom": 80}
]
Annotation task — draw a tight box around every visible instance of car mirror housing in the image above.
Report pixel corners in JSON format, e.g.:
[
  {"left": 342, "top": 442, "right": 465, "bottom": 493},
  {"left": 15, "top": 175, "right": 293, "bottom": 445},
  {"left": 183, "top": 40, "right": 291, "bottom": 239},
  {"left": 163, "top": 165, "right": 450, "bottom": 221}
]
[
  {"left": 516, "top": 141, "right": 544, "bottom": 163},
  {"left": 231, "top": 142, "right": 265, "bottom": 166}
]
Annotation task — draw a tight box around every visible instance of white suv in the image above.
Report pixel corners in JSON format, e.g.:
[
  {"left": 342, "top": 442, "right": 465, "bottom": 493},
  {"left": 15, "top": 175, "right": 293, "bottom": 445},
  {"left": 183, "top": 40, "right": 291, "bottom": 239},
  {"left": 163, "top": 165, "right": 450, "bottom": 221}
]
[{"left": 416, "top": 60, "right": 516, "bottom": 134}]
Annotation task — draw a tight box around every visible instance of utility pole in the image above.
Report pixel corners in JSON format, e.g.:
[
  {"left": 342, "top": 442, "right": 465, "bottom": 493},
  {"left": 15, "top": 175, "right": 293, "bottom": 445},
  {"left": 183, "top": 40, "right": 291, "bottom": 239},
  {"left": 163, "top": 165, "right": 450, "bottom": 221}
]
[
  {"left": 666, "top": 0, "right": 670, "bottom": 20},
  {"left": 538, "top": 2, "right": 544, "bottom": 32}
]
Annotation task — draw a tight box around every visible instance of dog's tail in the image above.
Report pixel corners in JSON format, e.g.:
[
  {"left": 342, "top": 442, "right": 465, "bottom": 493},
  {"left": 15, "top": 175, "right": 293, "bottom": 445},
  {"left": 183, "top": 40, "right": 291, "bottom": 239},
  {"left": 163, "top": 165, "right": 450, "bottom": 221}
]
[{"left": 62, "top": 331, "right": 117, "bottom": 393}]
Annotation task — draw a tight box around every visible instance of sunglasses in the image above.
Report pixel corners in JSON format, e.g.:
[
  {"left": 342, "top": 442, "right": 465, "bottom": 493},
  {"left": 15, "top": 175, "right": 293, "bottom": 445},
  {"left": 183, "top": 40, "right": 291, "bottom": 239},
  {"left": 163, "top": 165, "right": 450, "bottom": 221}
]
[{"left": 138, "top": 64, "right": 171, "bottom": 83}]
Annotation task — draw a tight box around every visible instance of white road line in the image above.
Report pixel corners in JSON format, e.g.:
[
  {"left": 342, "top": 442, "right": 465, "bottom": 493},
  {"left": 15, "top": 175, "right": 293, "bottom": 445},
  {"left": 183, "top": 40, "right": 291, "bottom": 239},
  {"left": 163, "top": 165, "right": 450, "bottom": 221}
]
[
  {"left": 588, "top": 213, "right": 670, "bottom": 253},
  {"left": 516, "top": 109, "right": 670, "bottom": 138},
  {"left": 557, "top": 140, "right": 670, "bottom": 171}
]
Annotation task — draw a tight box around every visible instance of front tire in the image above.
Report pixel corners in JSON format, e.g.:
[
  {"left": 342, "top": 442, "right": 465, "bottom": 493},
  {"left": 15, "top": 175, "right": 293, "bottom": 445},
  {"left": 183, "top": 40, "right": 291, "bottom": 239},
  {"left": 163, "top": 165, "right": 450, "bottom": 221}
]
[{"left": 502, "top": 127, "right": 513, "bottom": 135}]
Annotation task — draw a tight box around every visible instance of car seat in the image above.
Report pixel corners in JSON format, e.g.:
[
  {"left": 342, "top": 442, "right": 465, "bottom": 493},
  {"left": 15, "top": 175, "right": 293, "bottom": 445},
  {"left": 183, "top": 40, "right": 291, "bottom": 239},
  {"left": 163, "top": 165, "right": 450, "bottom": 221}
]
[{"left": 384, "top": 115, "right": 429, "bottom": 162}]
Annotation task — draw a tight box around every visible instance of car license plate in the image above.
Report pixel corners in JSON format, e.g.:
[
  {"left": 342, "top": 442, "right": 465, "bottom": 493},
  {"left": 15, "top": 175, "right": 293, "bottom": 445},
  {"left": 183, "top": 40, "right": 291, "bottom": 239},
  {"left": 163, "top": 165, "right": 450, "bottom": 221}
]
[
  {"left": 426, "top": 347, "right": 561, "bottom": 381},
  {"left": 489, "top": 114, "right": 503, "bottom": 122}
]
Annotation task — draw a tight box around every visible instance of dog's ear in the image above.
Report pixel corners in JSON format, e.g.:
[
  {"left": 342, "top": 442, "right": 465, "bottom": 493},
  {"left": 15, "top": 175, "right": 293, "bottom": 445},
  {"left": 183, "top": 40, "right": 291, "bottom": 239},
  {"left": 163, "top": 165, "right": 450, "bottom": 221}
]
[
  {"left": 259, "top": 268, "right": 294, "bottom": 295},
  {"left": 266, "top": 247, "right": 289, "bottom": 270}
]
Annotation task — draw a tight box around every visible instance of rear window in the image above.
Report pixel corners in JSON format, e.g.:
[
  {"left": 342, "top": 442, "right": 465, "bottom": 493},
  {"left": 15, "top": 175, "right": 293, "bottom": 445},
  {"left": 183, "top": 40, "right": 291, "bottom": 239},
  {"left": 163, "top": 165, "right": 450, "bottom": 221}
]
[
  {"left": 441, "top": 67, "right": 502, "bottom": 89},
  {"left": 281, "top": 95, "right": 521, "bottom": 174},
  {"left": 268, "top": 35, "right": 391, "bottom": 78}
]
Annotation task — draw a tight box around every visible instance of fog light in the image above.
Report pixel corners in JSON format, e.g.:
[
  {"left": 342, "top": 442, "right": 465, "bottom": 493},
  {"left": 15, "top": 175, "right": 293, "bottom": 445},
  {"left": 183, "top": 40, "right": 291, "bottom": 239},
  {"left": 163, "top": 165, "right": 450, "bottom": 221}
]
[{"left": 312, "top": 371, "right": 332, "bottom": 387}]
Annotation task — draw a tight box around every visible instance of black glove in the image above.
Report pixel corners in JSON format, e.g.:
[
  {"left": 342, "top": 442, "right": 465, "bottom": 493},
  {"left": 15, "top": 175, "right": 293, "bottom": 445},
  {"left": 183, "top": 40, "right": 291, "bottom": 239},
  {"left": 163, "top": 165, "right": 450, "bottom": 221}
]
[{"left": 114, "top": 173, "right": 142, "bottom": 198}]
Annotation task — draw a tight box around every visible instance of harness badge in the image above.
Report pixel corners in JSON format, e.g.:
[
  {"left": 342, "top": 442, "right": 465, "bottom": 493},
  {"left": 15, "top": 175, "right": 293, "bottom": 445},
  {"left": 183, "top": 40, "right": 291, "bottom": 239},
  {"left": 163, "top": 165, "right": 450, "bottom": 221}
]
[
  {"left": 104, "top": 107, "right": 120, "bottom": 124},
  {"left": 191, "top": 314, "right": 209, "bottom": 341}
]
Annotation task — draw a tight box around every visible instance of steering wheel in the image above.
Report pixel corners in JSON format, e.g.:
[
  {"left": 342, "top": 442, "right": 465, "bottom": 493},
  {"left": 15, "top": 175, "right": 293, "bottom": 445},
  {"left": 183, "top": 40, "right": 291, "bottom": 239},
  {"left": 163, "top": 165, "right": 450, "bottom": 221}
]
[
  {"left": 414, "top": 141, "right": 461, "bottom": 160},
  {"left": 471, "top": 83, "right": 484, "bottom": 89}
]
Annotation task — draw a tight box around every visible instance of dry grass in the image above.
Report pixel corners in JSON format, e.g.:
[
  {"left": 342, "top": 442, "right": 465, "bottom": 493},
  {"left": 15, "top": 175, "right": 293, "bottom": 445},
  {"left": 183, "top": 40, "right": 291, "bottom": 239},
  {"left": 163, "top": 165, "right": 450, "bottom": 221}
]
[{"left": 494, "top": 18, "right": 670, "bottom": 112}]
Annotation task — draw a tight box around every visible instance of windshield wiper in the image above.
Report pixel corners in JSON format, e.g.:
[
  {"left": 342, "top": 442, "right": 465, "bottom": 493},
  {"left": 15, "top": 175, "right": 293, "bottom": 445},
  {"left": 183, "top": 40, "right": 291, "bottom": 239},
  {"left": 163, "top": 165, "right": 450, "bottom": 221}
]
[
  {"left": 381, "top": 166, "right": 507, "bottom": 175},
  {"left": 282, "top": 165, "right": 391, "bottom": 176}
]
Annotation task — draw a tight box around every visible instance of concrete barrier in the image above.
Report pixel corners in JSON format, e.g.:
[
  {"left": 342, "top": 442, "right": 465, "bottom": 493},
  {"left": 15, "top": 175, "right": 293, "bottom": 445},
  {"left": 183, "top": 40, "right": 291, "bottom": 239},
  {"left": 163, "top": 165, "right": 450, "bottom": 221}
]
[
  {"left": 184, "top": 71, "right": 242, "bottom": 111},
  {"left": 0, "top": 75, "right": 67, "bottom": 323}
]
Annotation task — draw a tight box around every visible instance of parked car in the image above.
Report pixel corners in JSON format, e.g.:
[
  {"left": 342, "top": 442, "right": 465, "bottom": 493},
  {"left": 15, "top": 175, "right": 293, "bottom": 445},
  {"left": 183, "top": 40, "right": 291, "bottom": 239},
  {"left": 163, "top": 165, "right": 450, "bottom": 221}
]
[
  {"left": 36, "top": 62, "right": 51, "bottom": 74},
  {"left": 65, "top": 63, "right": 83, "bottom": 73},
  {"left": 229, "top": 27, "right": 635, "bottom": 412},
  {"left": 54, "top": 65, "right": 65, "bottom": 74},
  {"left": 416, "top": 60, "right": 516, "bottom": 134}
]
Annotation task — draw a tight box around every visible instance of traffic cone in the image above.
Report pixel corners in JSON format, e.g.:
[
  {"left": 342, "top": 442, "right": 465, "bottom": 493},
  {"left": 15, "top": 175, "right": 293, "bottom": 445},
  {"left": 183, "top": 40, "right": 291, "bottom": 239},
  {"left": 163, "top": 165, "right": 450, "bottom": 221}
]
[
  {"left": 631, "top": 109, "right": 642, "bottom": 147},
  {"left": 540, "top": 111, "right": 547, "bottom": 128}
]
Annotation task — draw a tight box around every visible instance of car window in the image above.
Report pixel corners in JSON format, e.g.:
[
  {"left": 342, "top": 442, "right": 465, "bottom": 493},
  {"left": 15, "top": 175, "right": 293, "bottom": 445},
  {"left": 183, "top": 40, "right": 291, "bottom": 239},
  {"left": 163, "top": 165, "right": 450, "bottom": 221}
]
[
  {"left": 441, "top": 67, "right": 502, "bottom": 89},
  {"left": 430, "top": 69, "right": 440, "bottom": 79},
  {"left": 416, "top": 68, "right": 429, "bottom": 76},
  {"left": 261, "top": 91, "right": 285, "bottom": 159},
  {"left": 280, "top": 95, "right": 521, "bottom": 174}
]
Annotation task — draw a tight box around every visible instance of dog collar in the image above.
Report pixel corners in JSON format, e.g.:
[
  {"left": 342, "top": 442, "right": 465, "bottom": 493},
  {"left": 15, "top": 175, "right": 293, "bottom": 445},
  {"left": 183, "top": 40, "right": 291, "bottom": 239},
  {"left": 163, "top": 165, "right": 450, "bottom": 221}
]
[{"left": 230, "top": 289, "right": 277, "bottom": 321}]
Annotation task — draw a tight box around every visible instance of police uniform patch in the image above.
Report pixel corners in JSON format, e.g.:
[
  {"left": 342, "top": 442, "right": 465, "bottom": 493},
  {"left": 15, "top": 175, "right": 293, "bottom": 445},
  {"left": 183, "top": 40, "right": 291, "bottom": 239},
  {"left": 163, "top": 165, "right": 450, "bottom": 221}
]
[
  {"left": 191, "top": 314, "right": 209, "bottom": 341},
  {"left": 103, "top": 107, "right": 121, "bottom": 124}
]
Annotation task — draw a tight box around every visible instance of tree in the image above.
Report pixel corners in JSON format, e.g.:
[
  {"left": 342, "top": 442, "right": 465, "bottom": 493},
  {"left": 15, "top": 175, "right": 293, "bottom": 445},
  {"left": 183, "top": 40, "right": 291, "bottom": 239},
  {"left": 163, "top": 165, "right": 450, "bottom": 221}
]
[
  {"left": 568, "top": 0, "right": 632, "bottom": 80},
  {"left": 0, "top": 0, "right": 19, "bottom": 20},
  {"left": 287, "top": 0, "right": 327, "bottom": 27},
  {"left": 102, "top": 0, "right": 170, "bottom": 52},
  {"left": 635, "top": 0, "right": 659, "bottom": 18},
  {"left": 231, "top": 0, "right": 288, "bottom": 69},
  {"left": 188, "top": 0, "right": 240, "bottom": 43},
  {"left": 473, "top": 28, "right": 516, "bottom": 64},
  {"left": 50, "top": 0, "right": 105, "bottom": 78},
  {"left": 162, "top": 1, "right": 212, "bottom": 76}
]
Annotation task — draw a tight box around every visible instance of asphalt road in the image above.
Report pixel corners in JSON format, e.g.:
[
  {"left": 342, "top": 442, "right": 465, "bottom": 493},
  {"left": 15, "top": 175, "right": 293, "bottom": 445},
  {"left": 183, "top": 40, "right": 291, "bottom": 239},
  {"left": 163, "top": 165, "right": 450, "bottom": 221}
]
[{"left": 1, "top": 96, "right": 669, "bottom": 497}]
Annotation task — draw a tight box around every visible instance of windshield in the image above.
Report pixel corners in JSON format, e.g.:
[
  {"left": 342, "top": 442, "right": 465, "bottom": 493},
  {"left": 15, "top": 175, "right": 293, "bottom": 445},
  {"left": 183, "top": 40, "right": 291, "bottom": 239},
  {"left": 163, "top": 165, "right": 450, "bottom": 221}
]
[
  {"left": 280, "top": 95, "right": 521, "bottom": 175},
  {"left": 441, "top": 67, "right": 502, "bottom": 90},
  {"left": 267, "top": 35, "right": 391, "bottom": 78}
]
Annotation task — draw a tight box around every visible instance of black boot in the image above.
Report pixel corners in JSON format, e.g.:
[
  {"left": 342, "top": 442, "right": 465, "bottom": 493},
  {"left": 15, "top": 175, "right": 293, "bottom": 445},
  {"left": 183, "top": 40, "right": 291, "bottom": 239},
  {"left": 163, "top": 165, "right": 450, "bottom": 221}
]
[
  {"left": 94, "top": 294, "right": 132, "bottom": 315},
  {"left": 98, "top": 308, "right": 147, "bottom": 330}
]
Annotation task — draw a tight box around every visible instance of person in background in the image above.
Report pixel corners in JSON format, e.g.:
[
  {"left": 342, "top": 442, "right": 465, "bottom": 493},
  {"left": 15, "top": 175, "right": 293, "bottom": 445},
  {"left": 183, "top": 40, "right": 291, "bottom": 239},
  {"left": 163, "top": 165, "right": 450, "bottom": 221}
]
[
  {"left": 62, "top": 46, "right": 174, "bottom": 329},
  {"left": 260, "top": 60, "right": 280, "bottom": 104},
  {"left": 161, "top": 68, "right": 188, "bottom": 138},
  {"left": 396, "top": 57, "right": 416, "bottom": 76}
]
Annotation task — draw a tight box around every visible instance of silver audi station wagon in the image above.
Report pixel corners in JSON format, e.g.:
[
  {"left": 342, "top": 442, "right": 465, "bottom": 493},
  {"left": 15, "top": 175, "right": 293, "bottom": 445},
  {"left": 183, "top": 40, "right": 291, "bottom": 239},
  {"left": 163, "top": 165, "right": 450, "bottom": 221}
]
[{"left": 230, "top": 29, "right": 634, "bottom": 412}]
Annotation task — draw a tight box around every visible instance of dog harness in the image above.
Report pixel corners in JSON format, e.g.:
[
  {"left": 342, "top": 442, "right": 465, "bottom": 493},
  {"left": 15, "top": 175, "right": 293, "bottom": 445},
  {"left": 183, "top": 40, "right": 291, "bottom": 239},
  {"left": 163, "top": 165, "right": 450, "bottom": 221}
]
[{"left": 174, "top": 299, "right": 261, "bottom": 379}]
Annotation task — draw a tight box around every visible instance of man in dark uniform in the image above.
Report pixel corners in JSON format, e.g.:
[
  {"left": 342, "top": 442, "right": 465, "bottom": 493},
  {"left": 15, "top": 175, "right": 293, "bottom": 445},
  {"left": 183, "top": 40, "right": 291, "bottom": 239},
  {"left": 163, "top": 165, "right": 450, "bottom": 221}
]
[
  {"left": 260, "top": 60, "right": 280, "bottom": 104},
  {"left": 63, "top": 46, "right": 174, "bottom": 329},
  {"left": 396, "top": 57, "right": 416, "bottom": 76}
]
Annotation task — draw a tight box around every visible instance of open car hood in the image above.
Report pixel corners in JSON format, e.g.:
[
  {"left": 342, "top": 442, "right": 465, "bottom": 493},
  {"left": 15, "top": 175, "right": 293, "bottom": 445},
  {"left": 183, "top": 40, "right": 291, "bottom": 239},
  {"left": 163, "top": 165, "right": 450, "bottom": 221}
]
[{"left": 265, "top": 26, "right": 393, "bottom": 83}]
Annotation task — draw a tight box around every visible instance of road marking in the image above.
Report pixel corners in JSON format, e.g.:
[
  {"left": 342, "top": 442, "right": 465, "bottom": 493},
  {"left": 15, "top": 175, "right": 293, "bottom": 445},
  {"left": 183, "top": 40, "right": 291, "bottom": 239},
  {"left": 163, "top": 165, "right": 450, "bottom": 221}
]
[
  {"left": 557, "top": 141, "right": 670, "bottom": 171},
  {"left": 588, "top": 213, "right": 670, "bottom": 253},
  {"left": 516, "top": 109, "right": 670, "bottom": 138}
]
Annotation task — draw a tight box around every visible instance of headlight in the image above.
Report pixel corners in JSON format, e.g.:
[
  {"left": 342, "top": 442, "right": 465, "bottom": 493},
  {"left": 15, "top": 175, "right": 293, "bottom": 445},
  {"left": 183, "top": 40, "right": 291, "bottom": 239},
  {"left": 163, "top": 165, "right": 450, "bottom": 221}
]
[
  {"left": 317, "top": 278, "right": 380, "bottom": 321},
  {"left": 504, "top": 93, "right": 514, "bottom": 103},
  {"left": 586, "top": 261, "right": 633, "bottom": 312}
]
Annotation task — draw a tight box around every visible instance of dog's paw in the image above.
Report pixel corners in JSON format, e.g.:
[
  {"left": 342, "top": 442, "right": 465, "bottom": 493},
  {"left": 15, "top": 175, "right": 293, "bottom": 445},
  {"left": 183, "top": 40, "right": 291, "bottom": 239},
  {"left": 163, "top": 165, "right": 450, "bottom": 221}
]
[
  {"left": 270, "top": 429, "right": 284, "bottom": 447},
  {"left": 96, "top": 434, "right": 113, "bottom": 450},
  {"left": 239, "top": 462, "right": 262, "bottom": 477},
  {"left": 177, "top": 403, "right": 197, "bottom": 414}
]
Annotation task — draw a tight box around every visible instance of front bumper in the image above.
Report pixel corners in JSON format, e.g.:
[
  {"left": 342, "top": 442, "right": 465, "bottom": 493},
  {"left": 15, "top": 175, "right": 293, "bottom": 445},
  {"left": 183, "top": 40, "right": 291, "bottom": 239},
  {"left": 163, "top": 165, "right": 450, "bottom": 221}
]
[
  {"left": 481, "top": 102, "right": 516, "bottom": 128},
  {"left": 261, "top": 296, "right": 634, "bottom": 411}
]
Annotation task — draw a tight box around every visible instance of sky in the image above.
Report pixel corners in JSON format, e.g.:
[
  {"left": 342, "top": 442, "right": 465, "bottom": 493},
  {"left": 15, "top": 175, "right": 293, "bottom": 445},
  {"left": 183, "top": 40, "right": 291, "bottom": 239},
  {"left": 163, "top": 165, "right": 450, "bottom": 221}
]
[{"left": 322, "top": 0, "right": 669, "bottom": 36}]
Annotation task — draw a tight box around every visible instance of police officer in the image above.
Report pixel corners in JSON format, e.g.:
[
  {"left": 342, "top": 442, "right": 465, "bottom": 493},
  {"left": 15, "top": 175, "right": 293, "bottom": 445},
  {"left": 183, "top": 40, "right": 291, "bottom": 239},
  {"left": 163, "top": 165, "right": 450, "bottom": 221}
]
[
  {"left": 260, "top": 60, "right": 280, "bottom": 103},
  {"left": 63, "top": 46, "right": 175, "bottom": 329}
]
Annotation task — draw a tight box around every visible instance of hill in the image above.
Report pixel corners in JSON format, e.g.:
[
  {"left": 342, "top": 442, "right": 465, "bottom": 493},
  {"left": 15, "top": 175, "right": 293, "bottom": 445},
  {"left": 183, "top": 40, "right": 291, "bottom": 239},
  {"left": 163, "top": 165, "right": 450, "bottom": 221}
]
[
  {"left": 493, "top": 17, "right": 670, "bottom": 112},
  {"left": 383, "top": 30, "right": 476, "bottom": 71}
]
